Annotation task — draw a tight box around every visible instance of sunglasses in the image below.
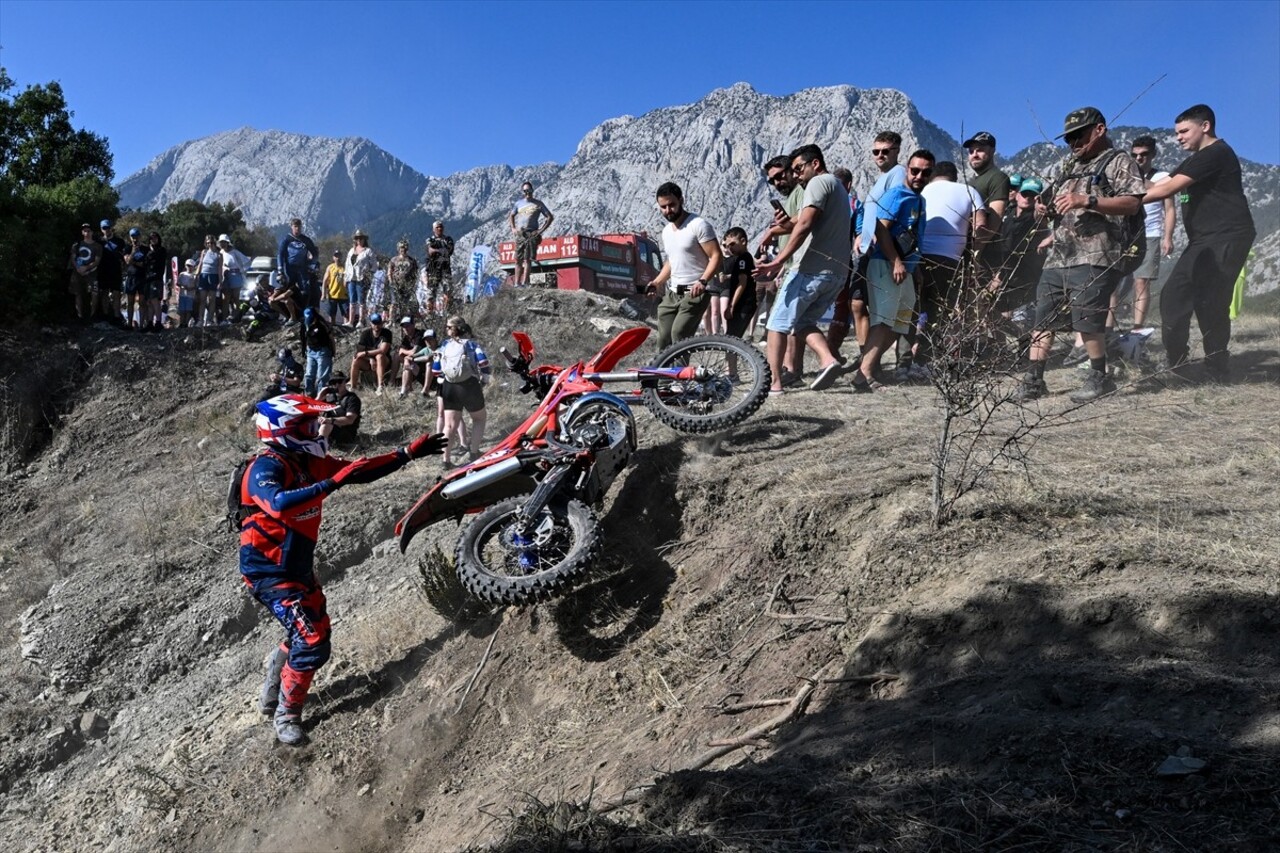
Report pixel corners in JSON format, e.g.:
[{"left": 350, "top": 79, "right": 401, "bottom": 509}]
[
  {"left": 871, "top": 147, "right": 898, "bottom": 156},
  {"left": 767, "top": 173, "right": 789, "bottom": 185},
  {"left": 1065, "top": 125, "right": 1096, "bottom": 144},
  {"left": 908, "top": 167, "right": 933, "bottom": 176}
]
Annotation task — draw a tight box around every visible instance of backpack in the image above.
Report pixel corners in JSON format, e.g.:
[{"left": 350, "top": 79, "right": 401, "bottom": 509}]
[
  {"left": 226, "top": 456, "right": 256, "bottom": 533},
  {"left": 1060, "top": 149, "right": 1147, "bottom": 275},
  {"left": 439, "top": 339, "right": 480, "bottom": 383},
  {"left": 226, "top": 451, "right": 298, "bottom": 532}
]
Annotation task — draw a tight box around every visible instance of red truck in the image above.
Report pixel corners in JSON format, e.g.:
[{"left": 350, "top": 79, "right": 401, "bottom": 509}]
[{"left": 496, "top": 233, "right": 664, "bottom": 295}]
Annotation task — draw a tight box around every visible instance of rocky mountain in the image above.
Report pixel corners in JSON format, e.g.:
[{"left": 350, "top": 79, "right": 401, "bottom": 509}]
[
  {"left": 117, "top": 127, "right": 430, "bottom": 236},
  {"left": 117, "top": 85, "right": 1280, "bottom": 292}
]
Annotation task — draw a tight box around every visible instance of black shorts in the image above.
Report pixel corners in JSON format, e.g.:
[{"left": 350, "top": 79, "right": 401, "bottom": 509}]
[
  {"left": 850, "top": 253, "right": 871, "bottom": 302},
  {"left": 440, "top": 377, "right": 485, "bottom": 412},
  {"left": 726, "top": 299, "right": 758, "bottom": 338},
  {"left": 1032, "top": 265, "right": 1120, "bottom": 335}
]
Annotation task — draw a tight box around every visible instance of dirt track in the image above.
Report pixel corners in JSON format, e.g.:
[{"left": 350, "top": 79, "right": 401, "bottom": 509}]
[{"left": 1, "top": 290, "right": 1278, "bottom": 852}]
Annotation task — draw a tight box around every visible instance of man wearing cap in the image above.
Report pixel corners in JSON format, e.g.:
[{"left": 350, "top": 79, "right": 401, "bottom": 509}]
[
  {"left": 122, "top": 228, "right": 147, "bottom": 330},
  {"left": 1017, "top": 107, "right": 1144, "bottom": 403},
  {"left": 991, "top": 177, "right": 1051, "bottom": 323},
  {"left": 67, "top": 224, "right": 102, "bottom": 322},
  {"left": 424, "top": 220, "right": 455, "bottom": 313},
  {"left": 963, "top": 131, "right": 1012, "bottom": 286},
  {"left": 176, "top": 258, "right": 199, "bottom": 328},
  {"left": 509, "top": 181, "right": 554, "bottom": 287},
  {"left": 344, "top": 229, "right": 375, "bottom": 329},
  {"left": 278, "top": 218, "right": 319, "bottom": 309},
  {"left": 96, "top": 220, "right": 127, "bottom": 326},
  {"left": 350, "top": 313, "right": 393, "bottom": 395},
  {"left": 386, "top": 240, "right": 419, "bottom": 320},
  {"left": 396, "top": 316, "right": 426, "bottom": 398},
  {"left": 322, "top": 371, "right": 363, "bottom": 447}
]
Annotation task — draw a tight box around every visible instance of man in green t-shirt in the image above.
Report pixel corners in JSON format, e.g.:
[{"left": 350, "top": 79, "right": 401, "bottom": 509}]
[{"left": 964, "top": 131, "right": 1012, "bottom": 283}]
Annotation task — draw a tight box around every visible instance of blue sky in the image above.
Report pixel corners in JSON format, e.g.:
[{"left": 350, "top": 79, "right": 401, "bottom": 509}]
[{"left": 3, "top": 0, "right": 1278, "bottom": 182}]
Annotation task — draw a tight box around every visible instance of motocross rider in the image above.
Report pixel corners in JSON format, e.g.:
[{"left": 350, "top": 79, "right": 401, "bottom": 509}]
[{"left": 240, "top": 394, "right": 445, "bottom": 745}]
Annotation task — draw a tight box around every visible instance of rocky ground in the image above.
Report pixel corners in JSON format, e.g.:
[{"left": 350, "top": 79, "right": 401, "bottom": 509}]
[{"left": 0, "top": 289, "right": 1278, "bottom": 852}]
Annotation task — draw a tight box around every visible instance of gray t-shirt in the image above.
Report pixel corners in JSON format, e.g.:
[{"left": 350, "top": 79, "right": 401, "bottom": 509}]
[{"left": 797, "top": 173, "right": 853, "bottom": 276}]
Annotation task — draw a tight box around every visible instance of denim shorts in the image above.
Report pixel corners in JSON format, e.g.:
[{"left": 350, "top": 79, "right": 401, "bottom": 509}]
[
  {"left": 766, "top": 268, "right": 842, "bottom": 333},
  {"left": 347, "top": 281, "right": 365, "bottom": 305},
  {"left": 198, "top": 272, "right": 220, "bottom": 292}
]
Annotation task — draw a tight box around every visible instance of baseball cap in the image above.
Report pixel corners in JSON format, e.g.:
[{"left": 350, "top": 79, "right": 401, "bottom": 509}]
[
  {"left": 423, "top": 328, "right": 437, "bottom": 339},
  {"left": 432, "top": 220, "right": 443, "bottom": 227},
  {"left": 963, "top": 131, "right": 996, "bottom": 149},
  {"left": 1019, "top": 177, "right": 1045, "bottom": 195},
  {"left": 184, "top": 258, "right": 197, "bottom": 268},
  {"left": 217, "top": 233, "right": 231, "bottom": 244},
  {"left": 1057, "top": 106, "right": 1105, "bottom": 139},
  {"left": 128, "top": 227, "right": 141, "bottom": 237},
  {"left": 1008, "top": 172, "right": 1024, "bottom": 190},
  {"left": 400, "top": 315, "right": 414, "bottom": 326},
  {"left": 303, "top": 307, "right": 314, "bottom": 322},
  {"left": 328, "top": 370, "right": 349, "bottom": 385},
  {"left": 100, "top": 219, "right": 112, "bottom": 228},
  {"left": 369, "top": 312, "right": 383, "bottom": 324},
  {"left": 80, "top": 222, "right": 93, "bottom": 230}
]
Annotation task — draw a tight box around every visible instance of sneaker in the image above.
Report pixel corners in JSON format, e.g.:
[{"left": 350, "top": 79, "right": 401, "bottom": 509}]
[
  {"left": 259, "top": 647, "right": 287, "bottom": 714},
  {"left": 893, "top": 365, "right": 913, "bottom": 383},
  {"left": 1069, "top": 369, "right": 1117, "bottom": 403},
  {"left": 780, "top": 370, "right": 804, "bottom": 388},
  {"left": 273, "top": 706, "right": 306, "bottom": 746},
  {"left": 1061, "top": 344, "right": 1088, "bottom": 367},
  {"left": 810, "top": 361, "right": 841, "bottom": 391},
  {"left": 1015, "top": 374, "right": 1049, "bottom": 402},
  {"left": 375, "top": 386, "right": 384, "bottom": 396}
]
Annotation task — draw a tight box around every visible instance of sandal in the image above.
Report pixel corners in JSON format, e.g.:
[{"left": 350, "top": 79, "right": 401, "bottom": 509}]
[{"left": 851, "top": 375, "right": 888, "bottom": 393}]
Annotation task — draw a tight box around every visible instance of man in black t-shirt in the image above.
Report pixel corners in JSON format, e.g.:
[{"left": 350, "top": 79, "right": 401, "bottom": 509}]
[
  {"left": 349, "top": 312, "right": 393, "bottom": 395},
  {"left": 322, "top": 371, "right": 363, "bottom": 448},
  {"left": 1141, "top": 104, "right": 1256, "bottom": 381},
  {"left": 96, "top": 220, "right": 127, "bottom": 326}
]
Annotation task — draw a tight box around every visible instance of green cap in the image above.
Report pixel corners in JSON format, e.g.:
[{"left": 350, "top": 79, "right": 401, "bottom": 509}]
[
  {"left": 1019, "top": 177, "right": 1045, "bottom": 195},
  {"left": 1058, "top": 106, "right": 1105, "bottom": 139}
]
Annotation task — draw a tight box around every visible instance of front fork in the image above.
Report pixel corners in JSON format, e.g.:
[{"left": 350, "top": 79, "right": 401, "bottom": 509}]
[{"left": 512, "top": 459, "right": 578, "bottom": 567}]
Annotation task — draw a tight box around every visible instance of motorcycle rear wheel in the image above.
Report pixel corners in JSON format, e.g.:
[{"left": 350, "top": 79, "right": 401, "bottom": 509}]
[
  {"left": 642, "top": 334, "right": 770, "bottom": 433},
  {"left": 456, "top": 496, "right": 600, "bottom": 605}
]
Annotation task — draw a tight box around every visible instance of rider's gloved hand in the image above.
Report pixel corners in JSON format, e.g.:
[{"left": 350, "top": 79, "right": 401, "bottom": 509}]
[
  {"left": 326, "top": 457, "right": 370, "bottom": 491},
  {"left": 405, "top": 433, "right": 447, "bottom": 459}
]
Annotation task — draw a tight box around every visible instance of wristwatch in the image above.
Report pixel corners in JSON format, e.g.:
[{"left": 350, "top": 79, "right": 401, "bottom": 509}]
[
  {"left": 696, "top": 278, "right": 707, "bottom": 286},
  {"left": 1086, "top": 194, "right": 1098, "bottom": 209}
]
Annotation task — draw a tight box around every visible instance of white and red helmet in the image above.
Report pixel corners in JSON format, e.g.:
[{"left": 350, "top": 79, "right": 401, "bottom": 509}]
[{"left": 254, "top": 394, "right": 338, "bottom": 457}]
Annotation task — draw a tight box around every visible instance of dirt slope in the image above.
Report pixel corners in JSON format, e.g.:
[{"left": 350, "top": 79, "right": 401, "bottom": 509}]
[{"left": 0, "top": 292, "right": 1278, "bottom": 852}]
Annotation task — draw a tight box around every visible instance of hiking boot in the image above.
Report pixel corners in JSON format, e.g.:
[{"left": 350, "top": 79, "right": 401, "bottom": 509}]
[
  {"left": 1061, "top": 344, "right": 1088, "bottom": 367},
  {"left": 259, "top": 647, "right": 287, "bottom": 714},
  {"left": 273, "top": 705, "right": 307, "bottom": 746},
  {"left": 1014, "top": 374, "right": 1049, "bottom": 402},
  {"left": 1069, "top": 369, "right": 1117, "bottom": 403}
]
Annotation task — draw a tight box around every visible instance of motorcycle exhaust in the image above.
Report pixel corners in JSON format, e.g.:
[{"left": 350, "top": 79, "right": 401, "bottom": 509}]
[{"left": 440, "top": 457, "right": 525, "bottom": 501}]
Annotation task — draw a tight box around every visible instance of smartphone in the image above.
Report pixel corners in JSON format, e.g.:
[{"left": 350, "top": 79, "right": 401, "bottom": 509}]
[{"left": 770, "top": 199, "right": 785, "bottom": 213}]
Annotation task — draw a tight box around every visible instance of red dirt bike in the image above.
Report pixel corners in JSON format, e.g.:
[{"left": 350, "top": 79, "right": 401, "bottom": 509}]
[{"left": 395, "top": 327, "right": 770, "bottom": 605}]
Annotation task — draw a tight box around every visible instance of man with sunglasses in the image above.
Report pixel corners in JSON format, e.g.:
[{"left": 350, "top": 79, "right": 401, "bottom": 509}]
[
  {"left": 853, "top": 132, "right": 907, "bottom": 364},
  {"left": 1016, "top": 107, "right": 1144, "bottom": 403},
  {"left": 852, "top": 150, "right": 933, "bottom": 391},
  {"left": 756, "top": 144, "right": 851, "bottom": 393},
  {"left": 758, "top": 154, "right": 807, "bottom": 382},
  {"left": 1116, "top": 136, "right": 1175, "bottom": 331}
]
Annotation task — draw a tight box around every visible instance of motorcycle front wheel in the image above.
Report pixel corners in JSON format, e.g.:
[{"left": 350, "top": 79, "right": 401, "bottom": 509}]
[
  {"left": 642, "top": 334, "right": 771, "bottom": 433},
  {"left": 455, "top": 496, "right": 600, "bottom": 605}
]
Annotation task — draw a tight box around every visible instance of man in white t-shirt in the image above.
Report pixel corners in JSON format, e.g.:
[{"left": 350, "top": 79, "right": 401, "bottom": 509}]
[
  {"left": 913, "top": 161, "right": 987, "bottom": 373},
  {"left": 1118, "top": 136, "right": 1176, "bottom": 329},
  {"left": 645, "top": 181, "right": 722, "bottom": 349}
]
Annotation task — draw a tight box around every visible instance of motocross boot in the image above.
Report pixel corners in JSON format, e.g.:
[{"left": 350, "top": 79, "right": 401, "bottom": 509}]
[
  {"left": 274, "top": 663, "right": 314, "bottom": 746},
  {"left": 259, "top": 645, "right": 288, "bottom": 714}
]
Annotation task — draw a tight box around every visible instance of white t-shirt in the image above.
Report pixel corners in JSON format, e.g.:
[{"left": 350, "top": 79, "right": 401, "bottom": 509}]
[
  {"left": 1143, "top": 171, "right": 1170, "bottom": 237},
  {"left": 660, "top": 212, "right": 717, "bottom": 291},
  {"left": 920, "top": 181, "right": 985, "bottom": 261}
]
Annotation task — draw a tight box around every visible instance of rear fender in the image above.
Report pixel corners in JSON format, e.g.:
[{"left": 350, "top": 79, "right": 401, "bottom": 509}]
[{"left": 585, "top": 326, "right": 650, "bottom": 373}]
